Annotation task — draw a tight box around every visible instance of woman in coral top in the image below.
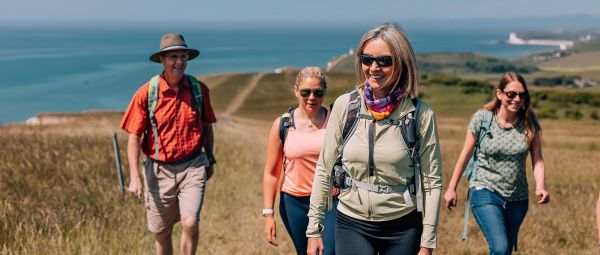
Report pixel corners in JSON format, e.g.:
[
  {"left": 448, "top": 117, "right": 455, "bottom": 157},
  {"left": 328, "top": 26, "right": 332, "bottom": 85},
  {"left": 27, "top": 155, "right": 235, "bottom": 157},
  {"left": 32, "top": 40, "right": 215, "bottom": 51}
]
[{"left": 262, "top": 67, "right": 336, "bottom": 255}]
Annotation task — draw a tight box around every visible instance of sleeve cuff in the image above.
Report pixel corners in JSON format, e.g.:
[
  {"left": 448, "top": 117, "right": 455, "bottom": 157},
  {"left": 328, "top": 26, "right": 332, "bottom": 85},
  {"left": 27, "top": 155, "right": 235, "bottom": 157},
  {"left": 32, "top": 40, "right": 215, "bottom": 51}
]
[{"left": 420, "top": 223, "right": 437, "bottom": 249}]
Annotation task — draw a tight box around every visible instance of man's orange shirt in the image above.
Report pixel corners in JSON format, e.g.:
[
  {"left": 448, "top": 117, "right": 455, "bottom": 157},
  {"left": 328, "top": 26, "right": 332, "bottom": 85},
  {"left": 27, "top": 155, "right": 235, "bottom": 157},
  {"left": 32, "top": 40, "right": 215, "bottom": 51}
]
[{"left": 120, "top": 74, "right": 217, "bottom": 162}]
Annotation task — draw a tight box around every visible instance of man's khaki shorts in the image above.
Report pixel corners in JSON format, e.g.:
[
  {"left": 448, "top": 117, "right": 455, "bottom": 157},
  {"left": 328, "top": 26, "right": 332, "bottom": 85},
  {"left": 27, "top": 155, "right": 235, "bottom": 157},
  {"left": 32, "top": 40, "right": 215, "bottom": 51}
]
[{"left": 142, "top": 153, "right": 208, "bottom": 233}]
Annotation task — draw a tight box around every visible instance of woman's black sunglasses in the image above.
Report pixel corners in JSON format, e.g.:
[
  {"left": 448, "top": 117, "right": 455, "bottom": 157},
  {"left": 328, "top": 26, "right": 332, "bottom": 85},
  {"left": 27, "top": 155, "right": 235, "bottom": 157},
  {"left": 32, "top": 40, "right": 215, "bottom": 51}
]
[
  {"left": 299, "top": 89, "right": 325, "bottom": 98},
  {"left": 360, "top": 54, "right": 393, "bottom": 67},
  {"left": 503, "top": 91, "right": 528, "bottom": 99}
]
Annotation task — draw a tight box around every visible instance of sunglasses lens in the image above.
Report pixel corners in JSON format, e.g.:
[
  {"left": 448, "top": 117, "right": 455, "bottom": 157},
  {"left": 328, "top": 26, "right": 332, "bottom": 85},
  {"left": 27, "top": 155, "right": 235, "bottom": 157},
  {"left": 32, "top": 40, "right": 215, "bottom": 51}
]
[
  {"left": 361, "top": 54, "right": 393, "bottom": 67},
  {"left": 299, "top": 89, "right": 325, "bottom": 98},
  {"left": 504, "top": 91, "right": 528, "bottom": 99},
  {"left": 313, "top": 89, "right": 325, "bottom": 98},
  {"left": 377, "top": 56, "right": 393, "bottom": 67},
  {"left": 360, "top": 54, "right": 374, "bottom": 65},
  {"left": 300, "top": 89, "right": 311, "bottom": 97}
]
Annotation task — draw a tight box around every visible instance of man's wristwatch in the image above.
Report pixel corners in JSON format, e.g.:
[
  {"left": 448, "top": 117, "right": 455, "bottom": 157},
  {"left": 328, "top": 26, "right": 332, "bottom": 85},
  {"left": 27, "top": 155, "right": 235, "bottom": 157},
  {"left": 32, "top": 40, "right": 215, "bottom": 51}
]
[{"left": 262, "top": 208, "right": 274, "bottom": 217}]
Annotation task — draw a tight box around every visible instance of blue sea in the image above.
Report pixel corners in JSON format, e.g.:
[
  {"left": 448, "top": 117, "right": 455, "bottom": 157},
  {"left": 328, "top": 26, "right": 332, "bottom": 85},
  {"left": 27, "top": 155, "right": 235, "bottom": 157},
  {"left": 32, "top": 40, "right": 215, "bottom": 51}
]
[{"left": 0, "top": 25, "right": 555, "bottom": 124}]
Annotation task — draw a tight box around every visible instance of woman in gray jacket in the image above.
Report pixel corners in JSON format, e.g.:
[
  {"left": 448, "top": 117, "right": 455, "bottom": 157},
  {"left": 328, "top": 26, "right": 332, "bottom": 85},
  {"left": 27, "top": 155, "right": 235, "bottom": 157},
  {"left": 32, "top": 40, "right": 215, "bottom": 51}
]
[{"left": 306, "top": 23, "right": 442, "bottom": 255}]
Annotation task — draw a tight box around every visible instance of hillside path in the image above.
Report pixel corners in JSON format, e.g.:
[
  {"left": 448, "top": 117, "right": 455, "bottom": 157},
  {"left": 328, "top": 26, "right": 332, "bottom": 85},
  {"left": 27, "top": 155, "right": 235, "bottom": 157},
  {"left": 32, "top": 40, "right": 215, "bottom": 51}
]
[{"left": 221, "top": 72, "right": 266, "bottom": 117}]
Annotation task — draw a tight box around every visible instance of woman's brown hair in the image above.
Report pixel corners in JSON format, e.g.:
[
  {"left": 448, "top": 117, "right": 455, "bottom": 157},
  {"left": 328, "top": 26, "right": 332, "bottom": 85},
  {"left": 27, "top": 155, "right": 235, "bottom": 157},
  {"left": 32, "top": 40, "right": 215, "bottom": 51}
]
[{"left": 483, "top": 72, "right": 536, "bottom": 144}]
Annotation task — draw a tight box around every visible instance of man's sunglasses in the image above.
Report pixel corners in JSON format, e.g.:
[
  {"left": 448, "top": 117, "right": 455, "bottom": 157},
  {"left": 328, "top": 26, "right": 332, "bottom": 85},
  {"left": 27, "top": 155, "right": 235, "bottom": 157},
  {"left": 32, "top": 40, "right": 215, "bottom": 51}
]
[
  {"left": 360, "top": 54, "right": 393, "bottom": 67},
  {"left": 503, "top": 91, "right": 528, "bottom": 99},
  {"left": 299, "top": 89, "right": 325, "bottom": 98}
]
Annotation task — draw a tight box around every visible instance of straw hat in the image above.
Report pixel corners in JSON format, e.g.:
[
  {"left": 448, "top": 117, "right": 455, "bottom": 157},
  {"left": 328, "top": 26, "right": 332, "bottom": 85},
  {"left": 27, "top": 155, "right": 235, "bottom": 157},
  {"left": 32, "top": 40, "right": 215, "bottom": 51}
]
[{"left": 149, "top": 33, "right": 200, "bottom": 63}]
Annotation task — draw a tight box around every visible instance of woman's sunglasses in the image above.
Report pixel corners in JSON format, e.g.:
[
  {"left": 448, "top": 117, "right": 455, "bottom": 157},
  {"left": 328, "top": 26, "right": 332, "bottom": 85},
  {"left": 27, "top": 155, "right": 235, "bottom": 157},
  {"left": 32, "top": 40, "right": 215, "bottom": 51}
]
[
  {"left": 503, "top": 91, "right": 528, "bottom": 99},
  {"left": 360, "top": 54, "right": 393, "bottom": 67},
  {"left": 299, "top": 89, "right": 325, "bottom": 98}
]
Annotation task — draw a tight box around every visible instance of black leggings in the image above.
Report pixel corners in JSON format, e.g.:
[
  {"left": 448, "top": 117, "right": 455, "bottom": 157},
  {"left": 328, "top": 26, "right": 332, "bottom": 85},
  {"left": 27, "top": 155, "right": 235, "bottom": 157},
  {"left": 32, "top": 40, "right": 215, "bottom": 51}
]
[{"left": 335, "top": 210, "right": 422, "bottom": 255}]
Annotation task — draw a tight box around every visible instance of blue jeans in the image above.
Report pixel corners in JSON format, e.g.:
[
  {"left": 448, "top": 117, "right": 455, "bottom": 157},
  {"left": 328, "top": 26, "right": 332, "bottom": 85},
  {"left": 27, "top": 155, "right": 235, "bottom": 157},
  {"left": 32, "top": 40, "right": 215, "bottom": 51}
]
[
  {"left": 279, "top": 192, "right": 337, "bottom": 255},
  {"left": 470, "top": 187, "right": 528, "bottom": 255}
]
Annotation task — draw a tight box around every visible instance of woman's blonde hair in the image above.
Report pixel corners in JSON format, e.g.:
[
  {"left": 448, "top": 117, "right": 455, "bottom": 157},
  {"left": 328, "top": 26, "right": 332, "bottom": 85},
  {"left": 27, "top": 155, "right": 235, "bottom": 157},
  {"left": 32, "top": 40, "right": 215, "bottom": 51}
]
[
  {"left": 483, "top": 72, "right": 536, "bottom": 144},
  {"left": 354, "top": 22, "right": 418, "bottom": 98},
  {"left": 295, "top": 66, "right": 327, "bottom": 89}
]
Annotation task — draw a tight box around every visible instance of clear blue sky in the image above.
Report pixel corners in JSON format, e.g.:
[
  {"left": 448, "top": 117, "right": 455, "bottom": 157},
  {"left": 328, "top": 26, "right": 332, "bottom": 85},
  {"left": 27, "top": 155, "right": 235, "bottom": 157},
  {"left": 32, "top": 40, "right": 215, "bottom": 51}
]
[{"left": 2, "top": 0, "right": 599, "bottom": 26}]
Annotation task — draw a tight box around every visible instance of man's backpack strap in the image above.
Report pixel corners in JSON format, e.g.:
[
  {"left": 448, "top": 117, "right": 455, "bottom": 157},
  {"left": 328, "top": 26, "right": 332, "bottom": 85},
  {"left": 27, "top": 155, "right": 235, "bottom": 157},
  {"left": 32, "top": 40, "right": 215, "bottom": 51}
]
[
  {"left": 148, "top": 75, "right": 161, "bottom": 161},
  {"left": 461, "top": 109, "right": 493, "bottom": 241},
  {"left": 187, "top": 75, "right": 203, "bottom": 117},
  {"left": 146, "top": 74, "right": 204, "bottom": 161}
]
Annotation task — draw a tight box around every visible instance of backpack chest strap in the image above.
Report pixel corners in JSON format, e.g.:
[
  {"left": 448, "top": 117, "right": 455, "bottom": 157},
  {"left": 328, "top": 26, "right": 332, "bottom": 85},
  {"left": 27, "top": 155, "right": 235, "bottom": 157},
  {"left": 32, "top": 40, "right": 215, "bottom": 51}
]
[{"left": 343, "top": 174, "right": 414, "bottom": 206}]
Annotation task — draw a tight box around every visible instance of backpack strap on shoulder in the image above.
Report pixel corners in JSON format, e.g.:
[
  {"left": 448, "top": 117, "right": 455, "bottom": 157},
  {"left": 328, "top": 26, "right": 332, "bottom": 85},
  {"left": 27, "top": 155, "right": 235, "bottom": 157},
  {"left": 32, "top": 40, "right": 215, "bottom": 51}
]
[
  {"left": 279, "top": 107, "right": 295, "bottom": 146},
  {"left": 335, "top": 89, "right": 361, "bottom": 164},
  {"left": 148, "top": 75, "right": 161, "bottom": 161},
  {"left": 187, "top": 75, "right": 203, "bottom": 116},
  {"left": 398, "top": 97, "right": 424, "bottom": 212},
  {"left": 463, "top": 110, "right": 493, "bottom": 180},
  {"left": 461, "top": 109, "right": 493, "bottom": 241}
]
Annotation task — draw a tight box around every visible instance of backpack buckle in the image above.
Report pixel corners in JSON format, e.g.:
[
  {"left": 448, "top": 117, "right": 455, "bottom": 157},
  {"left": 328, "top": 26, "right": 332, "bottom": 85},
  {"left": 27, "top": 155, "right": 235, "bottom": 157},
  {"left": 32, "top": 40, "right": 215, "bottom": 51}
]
[{"left": 377, "top": 184, "right": 391, "bottom": 193}]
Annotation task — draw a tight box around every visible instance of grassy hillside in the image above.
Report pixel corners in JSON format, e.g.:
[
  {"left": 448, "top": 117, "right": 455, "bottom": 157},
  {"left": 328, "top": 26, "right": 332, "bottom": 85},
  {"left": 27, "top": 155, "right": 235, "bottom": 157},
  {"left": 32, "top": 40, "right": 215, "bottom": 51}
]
[{"left": 2, "top": 71, "right": 600, "bottom": 254}]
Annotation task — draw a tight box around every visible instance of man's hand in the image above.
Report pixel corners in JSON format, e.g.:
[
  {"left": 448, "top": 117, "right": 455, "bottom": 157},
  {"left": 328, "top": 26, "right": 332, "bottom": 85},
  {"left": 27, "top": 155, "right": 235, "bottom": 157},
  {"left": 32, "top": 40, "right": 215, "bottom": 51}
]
[
  {"left": 206, "top": 165, "right": 215, "bottom": 180},
  {"left": 128, "top": 174, "right": 143, "bottom": 198}
]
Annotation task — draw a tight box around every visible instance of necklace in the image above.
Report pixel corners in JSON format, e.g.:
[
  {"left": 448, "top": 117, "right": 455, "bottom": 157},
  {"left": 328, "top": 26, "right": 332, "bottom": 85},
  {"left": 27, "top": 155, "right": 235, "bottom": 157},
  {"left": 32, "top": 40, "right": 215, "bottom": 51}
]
[{"left": 495, "top": 115, "right": 518, "bottom": 129}]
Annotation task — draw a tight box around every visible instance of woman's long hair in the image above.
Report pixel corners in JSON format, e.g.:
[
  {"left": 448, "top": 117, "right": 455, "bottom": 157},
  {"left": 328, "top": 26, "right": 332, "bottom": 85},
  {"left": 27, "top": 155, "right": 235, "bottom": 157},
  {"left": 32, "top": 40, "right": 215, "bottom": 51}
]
[{"left": 483, "top": 72, "right": 536, "bottom": 144}]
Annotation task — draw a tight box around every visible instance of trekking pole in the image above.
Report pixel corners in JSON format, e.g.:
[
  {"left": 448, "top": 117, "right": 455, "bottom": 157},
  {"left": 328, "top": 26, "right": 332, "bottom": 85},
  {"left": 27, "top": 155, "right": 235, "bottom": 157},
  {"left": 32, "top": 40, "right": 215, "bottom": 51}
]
[{"left": 112, "top": 133, "right": 125, "bottom": 194}]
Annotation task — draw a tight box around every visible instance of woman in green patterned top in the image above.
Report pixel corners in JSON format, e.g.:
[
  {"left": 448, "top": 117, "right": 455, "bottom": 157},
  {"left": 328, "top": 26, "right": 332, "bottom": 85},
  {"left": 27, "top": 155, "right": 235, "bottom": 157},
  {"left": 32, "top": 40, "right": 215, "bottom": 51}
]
[{"left": 443, "top": 72, "right": 550, "bottom": 255}]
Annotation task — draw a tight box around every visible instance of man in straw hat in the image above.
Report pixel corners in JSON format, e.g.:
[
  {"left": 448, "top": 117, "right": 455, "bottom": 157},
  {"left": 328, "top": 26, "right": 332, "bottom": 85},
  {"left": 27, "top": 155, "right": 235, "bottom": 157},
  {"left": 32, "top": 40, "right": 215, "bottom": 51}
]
[{"left": 120, "top": 33, "right": 217, "bottom": 254}]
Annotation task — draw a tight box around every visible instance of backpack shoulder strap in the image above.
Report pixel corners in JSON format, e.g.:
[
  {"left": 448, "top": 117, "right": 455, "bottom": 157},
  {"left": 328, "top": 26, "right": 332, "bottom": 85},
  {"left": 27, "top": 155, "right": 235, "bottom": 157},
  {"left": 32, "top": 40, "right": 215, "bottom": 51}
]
[
  {"left": 148, "top": 75, "right": 161, "bottom": 114},
  {"left": 398, "top": 97, "right": 424, "bottom": 212},
  {"left": 187, "top": 75, "right": 203, "bottom": 116},
  {"left": 147, "top": 74, "right": 161, "bottom": 160},
  {"left": 279, "top": 107, "right": 295, "bottom": 146},
  {"left": 461, "top": 109, "right": 494, "bottom": 241},
  {"left": 341, "top": 89, "right": 361, "bottom": 142},
  {"left": 334, "top": 89, "right": 361, "bottom": 164},
  {"left": 480, "top": 110, "right": 493, "bottom": 134}
]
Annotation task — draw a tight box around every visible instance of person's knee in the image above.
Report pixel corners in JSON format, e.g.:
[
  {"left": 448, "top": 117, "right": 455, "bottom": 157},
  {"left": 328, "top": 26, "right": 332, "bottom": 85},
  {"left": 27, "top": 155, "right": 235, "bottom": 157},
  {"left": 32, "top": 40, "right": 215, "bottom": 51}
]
[
  {"left": 155, "top": 227, "right": 173, "bottom": 243},
  {"left": 180, "top": 215, "right": 199, "bottom": 233}
]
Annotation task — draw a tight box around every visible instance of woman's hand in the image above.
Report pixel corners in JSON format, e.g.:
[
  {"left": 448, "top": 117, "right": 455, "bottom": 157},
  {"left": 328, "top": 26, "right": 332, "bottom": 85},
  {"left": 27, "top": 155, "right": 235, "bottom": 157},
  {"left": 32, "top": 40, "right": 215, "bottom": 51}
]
[
  {"left": 443, "top": 189, "right": 457, "bottom": 210},
  {"left": 536, "top": 188, "right": 550, "bottom": 204},
  {"left": 307, "top": 237, "right": 324, "bottom": 255},
  {"left": 263, "top": 216, "right": 278, "bottom": 246},
  {"left": 418, "top": 247, "right": 433, "bottom": 255}
]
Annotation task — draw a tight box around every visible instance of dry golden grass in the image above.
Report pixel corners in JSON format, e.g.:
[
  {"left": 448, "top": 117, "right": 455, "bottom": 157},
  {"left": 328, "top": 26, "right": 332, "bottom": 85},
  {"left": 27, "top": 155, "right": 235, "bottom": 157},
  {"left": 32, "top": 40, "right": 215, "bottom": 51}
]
[
  {"left": 2, "top": 69, "right": 600, "bottom": 254},
  {"left": 2, "top": 114, "right": 599, "bottom": 254}
]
